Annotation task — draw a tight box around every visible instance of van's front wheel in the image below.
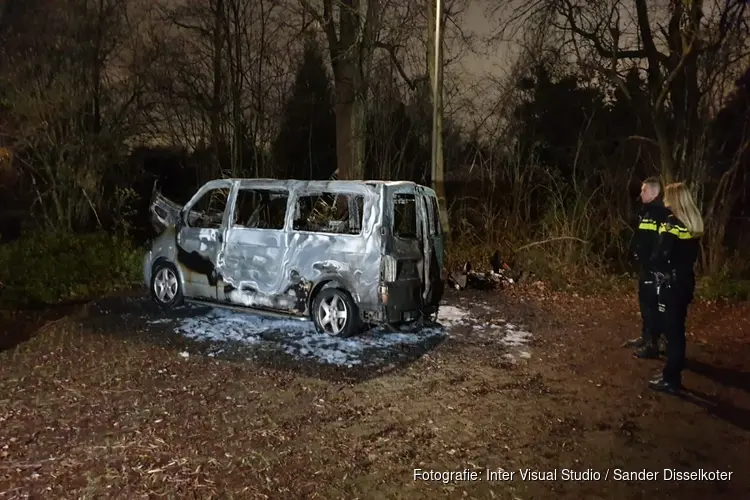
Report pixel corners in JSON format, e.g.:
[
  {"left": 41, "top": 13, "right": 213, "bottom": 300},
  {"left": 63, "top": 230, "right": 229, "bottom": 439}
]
[
  {"left": 150, "top": 261, "right": 184, "bottom": 309},
  {"left": 312, "top": 288, "right": 360, "bottom": 337}
]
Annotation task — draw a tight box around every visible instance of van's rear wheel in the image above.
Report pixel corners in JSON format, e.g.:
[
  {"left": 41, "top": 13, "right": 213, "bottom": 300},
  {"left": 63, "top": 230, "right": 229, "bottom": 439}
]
[{"left": 312, "top": 288, "right": 360, "bottom": 337}]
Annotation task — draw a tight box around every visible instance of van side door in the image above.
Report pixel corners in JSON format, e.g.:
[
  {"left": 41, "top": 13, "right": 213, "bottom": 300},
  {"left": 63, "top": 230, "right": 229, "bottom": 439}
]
[
  {"left": 217, "top": 183, "right": 291, "bottom": 310},
  {"left": 286, "top": 188, "right": 370, "bottom": 302},
  {"left": 175, "top": 180, "right": 234, "bottom": 300}
]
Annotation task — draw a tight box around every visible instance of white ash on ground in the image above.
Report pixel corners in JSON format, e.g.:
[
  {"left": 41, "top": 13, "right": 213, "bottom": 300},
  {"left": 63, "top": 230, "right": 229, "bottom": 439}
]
[
  {"left": 87, "top": 294, "right": 533, "bottom": 371},
  {"left": 161, "top": 301, "right": 531, "bottom": 366}
]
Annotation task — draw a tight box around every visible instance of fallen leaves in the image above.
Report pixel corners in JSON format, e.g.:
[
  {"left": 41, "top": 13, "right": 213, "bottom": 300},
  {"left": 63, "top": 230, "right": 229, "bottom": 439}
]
[{"left": 0, "top": 290, "right": 749, "bottom": 498}]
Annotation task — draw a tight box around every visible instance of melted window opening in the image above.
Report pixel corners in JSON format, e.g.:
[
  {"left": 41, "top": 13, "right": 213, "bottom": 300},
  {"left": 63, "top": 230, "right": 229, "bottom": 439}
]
[
  {"left": 293, "top": 192, "right": 364, "bottom": 235},
  {"left": 233, "top": 188, "right": 289, "bottom": 230},
  {"left": 186, "top": 187, "right": 231, "bottom": 229},
  {"left": 393, "top": 193, "right": 417, "bottom": 239}
]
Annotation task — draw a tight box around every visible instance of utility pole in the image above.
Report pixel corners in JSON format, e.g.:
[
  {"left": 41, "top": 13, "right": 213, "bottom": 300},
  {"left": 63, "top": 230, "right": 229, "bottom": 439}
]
[{"left": 429, "top": 0, "right": 450, "bottom": 238}]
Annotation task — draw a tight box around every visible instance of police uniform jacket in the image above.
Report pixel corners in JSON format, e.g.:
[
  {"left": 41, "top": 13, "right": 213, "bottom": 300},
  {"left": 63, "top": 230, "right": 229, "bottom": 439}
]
[
  {"left": 630, "top": 199, "right": 669, "bottom": 272},
  {"left": 651, "top": 212, "right": 701, "bottom": 292}
]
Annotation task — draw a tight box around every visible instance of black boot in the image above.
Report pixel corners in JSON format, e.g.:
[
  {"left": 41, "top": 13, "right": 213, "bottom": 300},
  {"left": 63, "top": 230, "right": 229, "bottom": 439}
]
[
  {"left": 648, "top": 377, "right": 680, "bottom": 395},
  {"left": 658, "top": 336, "right": 668, "bottom": 356},
  {"left": 633, "top": 344, "right": 659, "bottom": 359},
  {"left": 623, "top": 337, "right": 646, "bottom": 348}
]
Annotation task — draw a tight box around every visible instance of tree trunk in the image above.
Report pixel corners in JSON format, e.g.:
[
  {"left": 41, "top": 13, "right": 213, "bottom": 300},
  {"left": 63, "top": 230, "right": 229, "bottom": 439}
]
[
  {"left": 350, "top": 94, "right": 366, "bottom": 179},
  {"left": 318, "top": 0, "right": 375, "bottom": 180},
  {"left": 333, "top": 62, "right": 356, "bottom": 180},
  {"left": 654, "top": 112, "right": 676, "bottom": 183},
  {"left": 252, "top": 0, "right": 269, "bottom": 178},
  {"left": 227, "top": 0, "right": 243, "bottom": 177}
]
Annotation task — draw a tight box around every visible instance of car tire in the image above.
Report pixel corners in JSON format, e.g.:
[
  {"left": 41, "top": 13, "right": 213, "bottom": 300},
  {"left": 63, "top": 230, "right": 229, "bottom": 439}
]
[
  {"left": 150, "top": 261, "right": 184, "bottom": 309},
  {"left": 312, "top": 287, "right": 360, "bottom": 337}
]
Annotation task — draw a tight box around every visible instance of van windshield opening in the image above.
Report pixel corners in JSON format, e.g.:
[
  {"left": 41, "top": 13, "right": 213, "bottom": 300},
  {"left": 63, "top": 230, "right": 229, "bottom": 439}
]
[{"left": 393, "top": 193, "right": 418, "bottom": 239}]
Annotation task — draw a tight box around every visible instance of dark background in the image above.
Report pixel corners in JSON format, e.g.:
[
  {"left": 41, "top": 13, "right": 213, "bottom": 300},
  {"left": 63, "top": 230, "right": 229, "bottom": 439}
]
[{"left": 0, "top": 0, "right": 748, "bottom": 305}]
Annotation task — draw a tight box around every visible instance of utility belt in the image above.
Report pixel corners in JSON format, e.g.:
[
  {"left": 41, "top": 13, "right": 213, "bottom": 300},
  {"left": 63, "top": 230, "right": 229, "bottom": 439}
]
[
  {"left": 653, "top": 269, "right": 694, "bottom": 312},
  {"left": 654, "top": 269, "right": 693, "bottom": 286},
  {"left": 640, "top": 268, "right": 669, "bottom": 286},
  {"left": 653, "top": 271, "right": 671, "bottom": 286},
  {"left": 653, "top": 271, "right": 671, "bottom": 313}
]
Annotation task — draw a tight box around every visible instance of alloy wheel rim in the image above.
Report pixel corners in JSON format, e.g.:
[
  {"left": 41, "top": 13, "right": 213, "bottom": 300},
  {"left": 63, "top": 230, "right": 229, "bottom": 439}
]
[
  {"left": 317, "top": 294, "right": 348, "bottom": 335},
  {"left": 154, "top": 267, "right": 178, "bottom": 303}
]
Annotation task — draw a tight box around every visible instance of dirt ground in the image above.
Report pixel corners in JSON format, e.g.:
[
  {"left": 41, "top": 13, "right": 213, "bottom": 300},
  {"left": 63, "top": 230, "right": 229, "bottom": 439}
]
[{"left": 1, "top": 285, "right": 749, "bottom": 499}]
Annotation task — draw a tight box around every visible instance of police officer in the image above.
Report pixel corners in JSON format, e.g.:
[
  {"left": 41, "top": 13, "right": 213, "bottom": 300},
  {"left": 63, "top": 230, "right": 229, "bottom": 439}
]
[
  {"left": 625, "top": 177, "right": 670, "bottom": 359},
  {"left": 648, "top": 182, "right": 703, "bottom": 395}
]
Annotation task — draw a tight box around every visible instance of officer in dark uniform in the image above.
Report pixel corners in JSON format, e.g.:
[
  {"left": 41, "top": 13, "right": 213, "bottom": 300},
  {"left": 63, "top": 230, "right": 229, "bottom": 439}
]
[
  {"left": 648, "top": 182, "right": 702, "bottom": 395},
  {"left": 625, "top": 177, "right": 670, "bottom": 358}
]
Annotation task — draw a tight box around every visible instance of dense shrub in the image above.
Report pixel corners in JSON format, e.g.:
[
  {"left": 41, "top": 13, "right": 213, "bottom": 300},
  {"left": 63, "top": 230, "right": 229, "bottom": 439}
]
[
  {"left": 0, "top": 231, "right": 143, "bottom": 305},
  {"left": 696, "top": 265, "right": 750, "bottom": 302}
]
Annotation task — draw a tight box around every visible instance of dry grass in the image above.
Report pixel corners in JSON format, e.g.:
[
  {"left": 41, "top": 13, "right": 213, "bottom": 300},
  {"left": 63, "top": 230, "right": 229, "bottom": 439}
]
[{"left": 1, "top": 289, "right": 750, "bottom": 499}]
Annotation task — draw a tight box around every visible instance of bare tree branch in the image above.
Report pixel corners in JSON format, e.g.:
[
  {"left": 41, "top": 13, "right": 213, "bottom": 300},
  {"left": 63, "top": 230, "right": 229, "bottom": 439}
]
[{"left": 373, "top": 41, "right": 415, "bottom": 90}]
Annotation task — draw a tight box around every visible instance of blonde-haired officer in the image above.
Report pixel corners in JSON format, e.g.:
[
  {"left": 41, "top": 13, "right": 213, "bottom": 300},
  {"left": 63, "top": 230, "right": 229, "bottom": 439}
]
[{"left": 648, "top": 182, "right": 703, "bottom": 395}]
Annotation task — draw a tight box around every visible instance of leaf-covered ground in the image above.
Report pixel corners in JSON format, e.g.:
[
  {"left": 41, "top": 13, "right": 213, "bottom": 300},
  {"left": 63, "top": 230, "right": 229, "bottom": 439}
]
[{"left": 1, "top": 287, "right": 748, "bottom": 499}]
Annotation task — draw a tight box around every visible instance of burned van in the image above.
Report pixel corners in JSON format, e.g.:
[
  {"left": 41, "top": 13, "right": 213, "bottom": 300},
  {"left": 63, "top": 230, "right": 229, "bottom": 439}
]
[{"left": 144, "top": 179, "right": 445, "bottom": 337}]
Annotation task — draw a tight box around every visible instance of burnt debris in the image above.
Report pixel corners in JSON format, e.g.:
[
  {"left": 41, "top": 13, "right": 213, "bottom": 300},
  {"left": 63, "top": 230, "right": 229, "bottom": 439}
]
[{"left": 447, "top": 250, "right": 515, "bottom": 291}]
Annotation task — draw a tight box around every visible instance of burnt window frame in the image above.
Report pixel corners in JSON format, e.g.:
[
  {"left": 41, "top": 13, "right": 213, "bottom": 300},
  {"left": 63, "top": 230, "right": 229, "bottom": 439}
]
[
  {"left": 392, "top": 192, "right": 419, "bottom": 240},
  {"left": 231, "top": 187, "right": 290, "bottom": 231},
  {"left": 184, "top": 186, "right": 232, "bottom": 230},
  {"left": 291, "top": 190, "right": 365, "bottom": 236}
]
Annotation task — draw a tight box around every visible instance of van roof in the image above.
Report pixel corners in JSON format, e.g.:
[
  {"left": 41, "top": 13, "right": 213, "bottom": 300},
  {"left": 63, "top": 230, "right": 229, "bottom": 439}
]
[
  {"left": 363, "top": 180, "right": 418, "bottom": 186},
  {"left": 208, "top": 178, "right": 437, "bottom": 196},
  {"left": 227, "top": 178, "right": 419, "bottom": 187}
]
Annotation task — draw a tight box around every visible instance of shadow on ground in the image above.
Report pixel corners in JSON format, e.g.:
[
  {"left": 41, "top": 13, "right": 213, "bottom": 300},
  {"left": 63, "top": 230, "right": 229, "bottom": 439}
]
[
  {"left": 678, "top": 356, "right": 750, "bottom": 432},
  {"left": 79, "top": 295, "right": 450, "bottom": 383},
  {"left": 686, "top": 358, "right": 750, "bottom": 394},
  {"left": 681, "top": 388, "right": 750, "bottom": 433},
  {"left": 0, "top": 302, "right": 83, "bottom": 353}
]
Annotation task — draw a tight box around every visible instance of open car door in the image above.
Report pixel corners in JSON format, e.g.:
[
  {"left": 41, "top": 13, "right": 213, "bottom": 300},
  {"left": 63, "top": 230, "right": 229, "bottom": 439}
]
[
  {"left": 149, "top": 182, "right": 183, "bottom": 233},
  {"left": 416, "top": 186, "right": 445, "bottom": 309}
]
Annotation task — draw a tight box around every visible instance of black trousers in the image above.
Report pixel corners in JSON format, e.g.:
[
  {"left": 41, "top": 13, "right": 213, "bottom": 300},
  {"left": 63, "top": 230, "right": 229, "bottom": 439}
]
[
  {"left": 659, "top": 278, "right": 694, "bottom": 387},
  {"left": 638, "top": 270, "right": 660, "bottom": 347}
]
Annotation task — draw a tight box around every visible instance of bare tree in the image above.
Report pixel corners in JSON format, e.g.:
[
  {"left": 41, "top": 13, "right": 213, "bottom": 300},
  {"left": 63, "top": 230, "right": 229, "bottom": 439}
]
[
  {"left": 148, "top": 0, "right": 227, "bottom": 181},
  {"left": 364, "top": 57, "right": 417, "bottom": 180},
  {"left": 0, "top": 0, "right": 144, "bottom": 229},
  {"left": 146, "top": 0, "right": 296, "bottom": 180},
  {"left": 242, "top": 0, "right": 288, "bottom": 177},
  {"left": 496, "top": 0, "right": 748, "bottom": 183},
  {"left": 486, "top": 0, "right": 750, "bottom": 273},
  {"left": 298, "top": 0, "right": 383, "bottom": 179}
]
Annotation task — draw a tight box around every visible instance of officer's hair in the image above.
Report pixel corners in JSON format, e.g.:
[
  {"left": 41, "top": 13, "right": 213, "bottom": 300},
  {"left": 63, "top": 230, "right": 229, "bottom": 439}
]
[
  {"left": 664, "top": 182, "right": 704, "bottom": 236},
  {"left": 642, "top": 176, "right": 661, "bottom": 194}
]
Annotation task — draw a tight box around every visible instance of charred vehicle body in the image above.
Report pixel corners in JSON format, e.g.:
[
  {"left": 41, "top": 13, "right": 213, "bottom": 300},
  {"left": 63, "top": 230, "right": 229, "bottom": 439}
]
[{"left": 144, "top": 179, "right": 445, "bottom": 337}]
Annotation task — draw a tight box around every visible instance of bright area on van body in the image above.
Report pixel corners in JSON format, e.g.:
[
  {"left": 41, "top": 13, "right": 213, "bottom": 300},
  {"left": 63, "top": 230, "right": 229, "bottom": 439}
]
[
  {"left": 147, "top": 179, "right": 442, "bottom": 326},
  {"left": 144, "top": 301, "right": 533, "bottom": 367}
]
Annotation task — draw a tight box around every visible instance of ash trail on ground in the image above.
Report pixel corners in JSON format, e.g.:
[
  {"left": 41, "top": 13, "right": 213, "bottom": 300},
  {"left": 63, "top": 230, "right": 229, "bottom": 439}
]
[{"left": 80, "top": 293, "right": 533, "bottom": 381}]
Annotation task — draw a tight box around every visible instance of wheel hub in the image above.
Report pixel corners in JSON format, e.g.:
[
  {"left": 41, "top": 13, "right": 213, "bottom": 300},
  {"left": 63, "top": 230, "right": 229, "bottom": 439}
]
[
  {"left": 317, "top": 294, "right": 348, "bottom": 335},
  {"left": 153, "top": 267, "right": 178, "bottom": 303}
]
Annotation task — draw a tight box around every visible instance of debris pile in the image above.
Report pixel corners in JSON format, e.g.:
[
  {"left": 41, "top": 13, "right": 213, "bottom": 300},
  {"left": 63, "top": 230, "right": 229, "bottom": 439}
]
[{"left": 446, "top": 250, "right": 515, "bottom": 291}]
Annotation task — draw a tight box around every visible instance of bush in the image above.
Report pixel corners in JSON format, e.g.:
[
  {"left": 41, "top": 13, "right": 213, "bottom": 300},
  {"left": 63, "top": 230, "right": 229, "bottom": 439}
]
[
  {"left": 696, "top": 265, "right": 750, "bottom": 302},
  {"left": 0, "top": 231, "right": 143, "bottom": 305}
]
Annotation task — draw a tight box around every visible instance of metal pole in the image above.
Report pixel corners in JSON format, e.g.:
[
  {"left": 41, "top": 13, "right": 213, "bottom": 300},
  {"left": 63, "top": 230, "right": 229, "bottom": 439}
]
[{"left": 430, "top": 0, "right": 443, "bottom": 185}]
